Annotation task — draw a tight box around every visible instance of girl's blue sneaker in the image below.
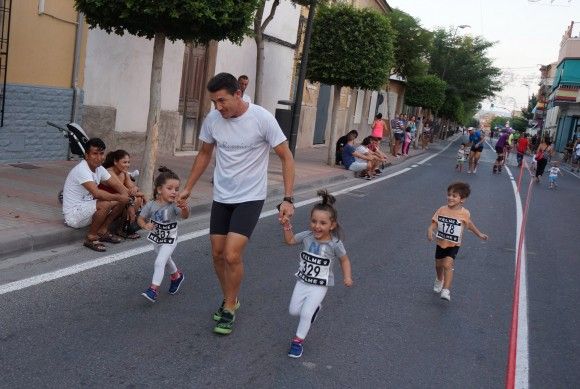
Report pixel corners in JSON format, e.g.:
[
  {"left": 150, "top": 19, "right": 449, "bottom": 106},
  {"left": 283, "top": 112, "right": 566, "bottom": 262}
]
[{"left": 288, "top": 341, "right": 303, "bottom": 358}]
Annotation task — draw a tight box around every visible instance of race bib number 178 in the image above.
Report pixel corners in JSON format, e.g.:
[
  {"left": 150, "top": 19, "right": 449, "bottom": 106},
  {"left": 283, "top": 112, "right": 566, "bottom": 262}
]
[{"left": 436, "top": 216, "right": 462, "bottom": 243}]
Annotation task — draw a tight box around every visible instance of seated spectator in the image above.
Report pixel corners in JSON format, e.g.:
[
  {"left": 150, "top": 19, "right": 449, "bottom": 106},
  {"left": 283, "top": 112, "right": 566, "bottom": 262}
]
[
  {"left": 62, "top": 138, "right": 131, "bottom": 252},
  {"left": 99, "top": 149, "right": 145, "bottom": 239},
  {"left": 368, "top": 136, "right": 389, "bottom": 169},
  {"left": 335, "top": 130, "right": 358, "bottom": 165},
  {"left": 341, "top": 133, "right": 379, "bottom": 180}
]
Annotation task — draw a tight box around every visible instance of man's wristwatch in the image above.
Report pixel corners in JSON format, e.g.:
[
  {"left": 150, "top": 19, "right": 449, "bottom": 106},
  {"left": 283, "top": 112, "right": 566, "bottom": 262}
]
[{"left": 282, "top": 196, "right": 294, "bottom": 204}]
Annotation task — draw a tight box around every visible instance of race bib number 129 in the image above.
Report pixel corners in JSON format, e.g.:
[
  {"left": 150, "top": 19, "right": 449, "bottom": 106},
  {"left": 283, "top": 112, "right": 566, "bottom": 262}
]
[
  {"left": 147, "top": 220, "right": 177, "bottom": 245},
  {"left": 296, "top": 251, "right": 330, "bottom": 286}
]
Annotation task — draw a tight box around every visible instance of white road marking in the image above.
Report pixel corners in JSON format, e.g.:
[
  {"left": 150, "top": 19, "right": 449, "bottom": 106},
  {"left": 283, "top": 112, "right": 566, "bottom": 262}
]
[
  {"left": 489, "top": 139, "right": 529, "bottom": 389},
  {"left": 1, "top": 141, "right": 458, "bottom": 295}
]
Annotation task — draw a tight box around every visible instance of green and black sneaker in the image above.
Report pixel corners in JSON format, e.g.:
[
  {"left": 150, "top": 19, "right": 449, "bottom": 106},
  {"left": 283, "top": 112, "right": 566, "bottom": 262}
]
[
  {"left": 213, "top": 299, "right": 240, "bottom": 321},
  {"left": 213, "top": 309, "right": 235, "bottom": 335}
]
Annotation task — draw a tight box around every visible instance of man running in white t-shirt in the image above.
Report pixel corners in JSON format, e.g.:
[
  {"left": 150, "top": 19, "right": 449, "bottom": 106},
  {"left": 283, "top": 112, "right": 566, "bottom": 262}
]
[{"left": 179, "top": 73, "right": 295, "bottom": 335}]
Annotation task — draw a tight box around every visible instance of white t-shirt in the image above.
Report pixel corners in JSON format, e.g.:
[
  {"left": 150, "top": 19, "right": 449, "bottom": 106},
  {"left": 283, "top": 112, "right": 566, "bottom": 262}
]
[
  {"left": 354, "top": 145, "right": 370, "bottom": 164},
  {"left": 62, "top": 160, "right": 111, "bottom": 215},
  {"left": 200, "top": 103, "right": 286, "bottom": 203},
  {"left": 242, "top": 93, "right": 252, "bottom": 104},
  {"left": 575, "top": 143, "right": 580, "bottom": 156}
]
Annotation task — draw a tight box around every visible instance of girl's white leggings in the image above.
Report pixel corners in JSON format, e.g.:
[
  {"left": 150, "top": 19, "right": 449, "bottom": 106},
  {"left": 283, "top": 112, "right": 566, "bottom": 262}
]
[
  {"left": 288, "top": 281, "right": 328, "bottom": 339},
  {"left": 152, "top": 242, "right": 178, "bottom": 286}
]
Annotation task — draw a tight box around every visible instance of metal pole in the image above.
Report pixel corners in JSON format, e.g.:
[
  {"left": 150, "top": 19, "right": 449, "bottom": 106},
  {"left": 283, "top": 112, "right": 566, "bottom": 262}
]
[{"left": 288, "top": 0, "right": 317, "bottom": 156}]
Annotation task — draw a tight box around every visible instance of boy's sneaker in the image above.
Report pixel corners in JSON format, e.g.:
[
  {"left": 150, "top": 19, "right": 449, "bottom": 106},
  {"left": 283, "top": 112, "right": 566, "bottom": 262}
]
[
  {"left": 213, "top": 309, "right": 235, "bottom": 335},
  {"left": 311, "top": 305, "right": 322, "bottom": 324},
  {"left": 141, "top": 287, "right": 158, "bottom": 303},
  {"left": 168, "top": 272, "right": 184, "bottom": 295},
  {"left": 213, "top": 299, "right": 241, "bottom": 321},
  {"left": 288, "top": 341, "right": 303, "bottom": 358},
  {"left": 440, "top": 289, "right": 451, "bottom": 301},
  {"left": 433, "top": 279, "right": 443, "bottom": 293}
]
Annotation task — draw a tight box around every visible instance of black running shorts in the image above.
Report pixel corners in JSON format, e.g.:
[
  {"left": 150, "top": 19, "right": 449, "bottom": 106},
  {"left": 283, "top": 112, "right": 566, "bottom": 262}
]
[
  {"left": 435, "top": 245, "right": 460, "bottom": 260},
  {"left": 210, "top": 200, "right": 265, "bottom": 238}
]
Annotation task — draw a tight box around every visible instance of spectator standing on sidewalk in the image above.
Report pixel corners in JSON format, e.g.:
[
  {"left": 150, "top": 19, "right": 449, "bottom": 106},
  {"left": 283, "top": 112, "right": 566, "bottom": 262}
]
[
  {"left": 371, "top": 113, "right": 386, "bottom": 140},
  {"left": 238, "top": 74, "right": 252, "bottom": 104},
  {"left": 62, "top": 138, "right": 130, "bottom": 252},
  {"left": 391, "top": 114, "right": 404, "bottom": 157},
  {"left": 178, "top": 73, "right": 295, "bottom": 335}
]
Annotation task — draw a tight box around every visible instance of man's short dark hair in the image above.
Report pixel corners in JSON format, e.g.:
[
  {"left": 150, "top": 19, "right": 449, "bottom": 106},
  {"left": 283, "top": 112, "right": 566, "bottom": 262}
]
[
  {"left": 238, "top": 74, "right": 249, "bottom": 81},
  {"left": 85, "top": 138, "right": 106, "bottom": 152},
  {"left": 348, "top": 130, "right": 358, "bottom": 138},
  {"left": 207, "top": 72, "right": 239, "bottom": 94},
  {"left": 447, "top": 182, "right": 471, "bottom": 199}
]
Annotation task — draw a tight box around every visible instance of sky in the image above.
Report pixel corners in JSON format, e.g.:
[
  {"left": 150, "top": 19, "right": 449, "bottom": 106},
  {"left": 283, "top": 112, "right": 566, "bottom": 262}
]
[{"left": 388, "top": 0, "right": 580, "bottom": 111}]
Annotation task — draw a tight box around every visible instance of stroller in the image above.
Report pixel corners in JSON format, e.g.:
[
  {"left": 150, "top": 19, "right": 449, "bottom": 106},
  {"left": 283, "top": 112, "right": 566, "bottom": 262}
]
[{"left": 47, "top": 121, "right": 90, "bottom": 160}]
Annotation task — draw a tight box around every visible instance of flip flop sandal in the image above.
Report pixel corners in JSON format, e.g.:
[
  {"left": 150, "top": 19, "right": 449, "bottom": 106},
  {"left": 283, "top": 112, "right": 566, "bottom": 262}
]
[
  {"left": 84, "top": 239, "right": 106, "bottom": 252},
  {"left": 117, "top": 230, "right": 140, "bottom": 240},
  {"left": 98, "top": 233, "right": 123, "bottom": 244}
]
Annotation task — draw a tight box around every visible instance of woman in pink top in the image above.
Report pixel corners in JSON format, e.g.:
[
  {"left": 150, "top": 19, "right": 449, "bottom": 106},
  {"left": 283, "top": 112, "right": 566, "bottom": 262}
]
[{"left": 371, "top": 113, "right": 385, "bottom": 140}]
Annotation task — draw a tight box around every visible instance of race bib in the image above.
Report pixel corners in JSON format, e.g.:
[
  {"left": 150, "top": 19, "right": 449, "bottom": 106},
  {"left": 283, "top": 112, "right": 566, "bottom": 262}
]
[
  {"left": 147, "top": 220, "right": 177, "bottom": 245},
  {"left": 296, "top": 251, "right": 331, "bottom": 286},
  {"left": 436, "top": 216, "right": 462, "bottom": 243}
]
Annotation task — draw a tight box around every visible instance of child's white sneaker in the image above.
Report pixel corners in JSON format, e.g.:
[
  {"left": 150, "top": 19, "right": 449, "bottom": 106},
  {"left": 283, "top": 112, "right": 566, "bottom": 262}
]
[
  {"left": 433, "top": 279, "right": 443, "bottom": 293},
  {"left": 440, "top": 289, "right": 451, "bottom": 301}
]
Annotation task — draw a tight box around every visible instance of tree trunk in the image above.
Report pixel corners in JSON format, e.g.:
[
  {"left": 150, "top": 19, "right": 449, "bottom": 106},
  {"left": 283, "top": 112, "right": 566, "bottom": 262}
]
[
  {"left": 327, "top": 86, "right": 342, "bottom": 166},
  {"left": 254, "top": 31, "right": 264, "bottom": 105},
  {"left": 253, "top": 0, "right": 279, "bottom": 106},
  {"left": 139, "top": 32, "right": 166, "bottom": 199}
]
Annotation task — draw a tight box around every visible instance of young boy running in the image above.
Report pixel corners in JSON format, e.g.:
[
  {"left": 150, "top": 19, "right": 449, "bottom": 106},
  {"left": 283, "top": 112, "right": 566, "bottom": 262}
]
[{"left": 427, "top": 182, "right": 488, "bottom": 301}]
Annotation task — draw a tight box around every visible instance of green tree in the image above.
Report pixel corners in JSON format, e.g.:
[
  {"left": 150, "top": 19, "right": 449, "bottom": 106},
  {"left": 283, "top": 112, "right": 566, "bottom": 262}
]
[
  {"left": 521, "top": 94, "right": 537, "bottom": 120},
  {"left": 511, "top": 117, "right": 528, "bottom": 132},
  {"left": 307, "top": 3, "right": 394, "bottom": 165},
  {"left": 75, "top": 0, "right": 260, "bottom": 196},
  {"left": 429, "top": 29, "right": 502, "bottom": 124},
  {"left": 405, "top": 74, "right": 446, "bottom": 111},
  {"left": 490, "top": 116, "right": 508, "bottom": 130},
  {"left": 388, "top": 9, "right": 432, "bottom": 79}
]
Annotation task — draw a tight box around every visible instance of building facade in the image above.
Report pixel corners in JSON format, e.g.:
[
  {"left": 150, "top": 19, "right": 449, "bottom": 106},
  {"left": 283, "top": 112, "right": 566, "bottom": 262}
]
[
  {"left": 546, "top": 21, "right": 580, "bottom": 152},
  {"left": 0, "top": 0, "right": 88, "bottom": 163}
]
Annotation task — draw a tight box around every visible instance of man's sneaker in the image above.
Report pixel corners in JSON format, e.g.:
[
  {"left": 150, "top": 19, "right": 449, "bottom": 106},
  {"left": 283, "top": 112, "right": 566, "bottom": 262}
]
[
  {"left": 213, "top": 309, "right": 235, "bottom": 335},
  {"left": 374, "top": 169, "right": 382, "bottom": 175},
  {"left": 141, "top": 287, "right": 158, "bottom": 303},
  {"left": 473, "top": 168, "right": 477, "bottom": 174},
  {"left": 467, "top": 170, "right": 472, "bottom": 174},
  {"left": 311, "top": 305, "right": 322, "bottom": 324},
  {"left": 213, "top": 299, "right": 241, "bottom": 321},
  {"left": 433, "top": 279, "right": 443, "bottom": 293},
  {"left": 440, "top": 288, "right": 451, "bottom": 301},
  {"left": 288, "top": 341, "right": 303, "bottom": 358},
  {"left": 168, "top": 272, "right": 184, "bottom": 295}
]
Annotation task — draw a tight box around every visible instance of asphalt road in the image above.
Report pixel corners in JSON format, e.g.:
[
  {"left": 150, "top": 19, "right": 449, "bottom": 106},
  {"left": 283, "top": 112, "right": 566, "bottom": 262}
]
[{"left": 0, "top": 139, "right": 578, "bottom": 388}]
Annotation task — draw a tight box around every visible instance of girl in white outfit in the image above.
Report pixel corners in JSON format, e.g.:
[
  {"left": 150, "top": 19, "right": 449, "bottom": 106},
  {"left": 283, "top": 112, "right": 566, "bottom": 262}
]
[
  {"left": 282, "top": 189, "right": 353, "bottom": 358},
  {"left": 138, "top": 167, "right": 190, "bottom": 302}
]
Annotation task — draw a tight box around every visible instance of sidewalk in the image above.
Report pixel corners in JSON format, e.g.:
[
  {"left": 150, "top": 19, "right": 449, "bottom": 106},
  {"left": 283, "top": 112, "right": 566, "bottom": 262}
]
[{"left": 0, "top": 142, "right": 431, "bottom": 260}]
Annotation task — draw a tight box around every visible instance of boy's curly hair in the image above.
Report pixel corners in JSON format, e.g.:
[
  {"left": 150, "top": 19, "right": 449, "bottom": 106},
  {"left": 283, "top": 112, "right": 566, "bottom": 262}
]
[{"left": 447, "top": 182, "right": 471, "bottom": 199}]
